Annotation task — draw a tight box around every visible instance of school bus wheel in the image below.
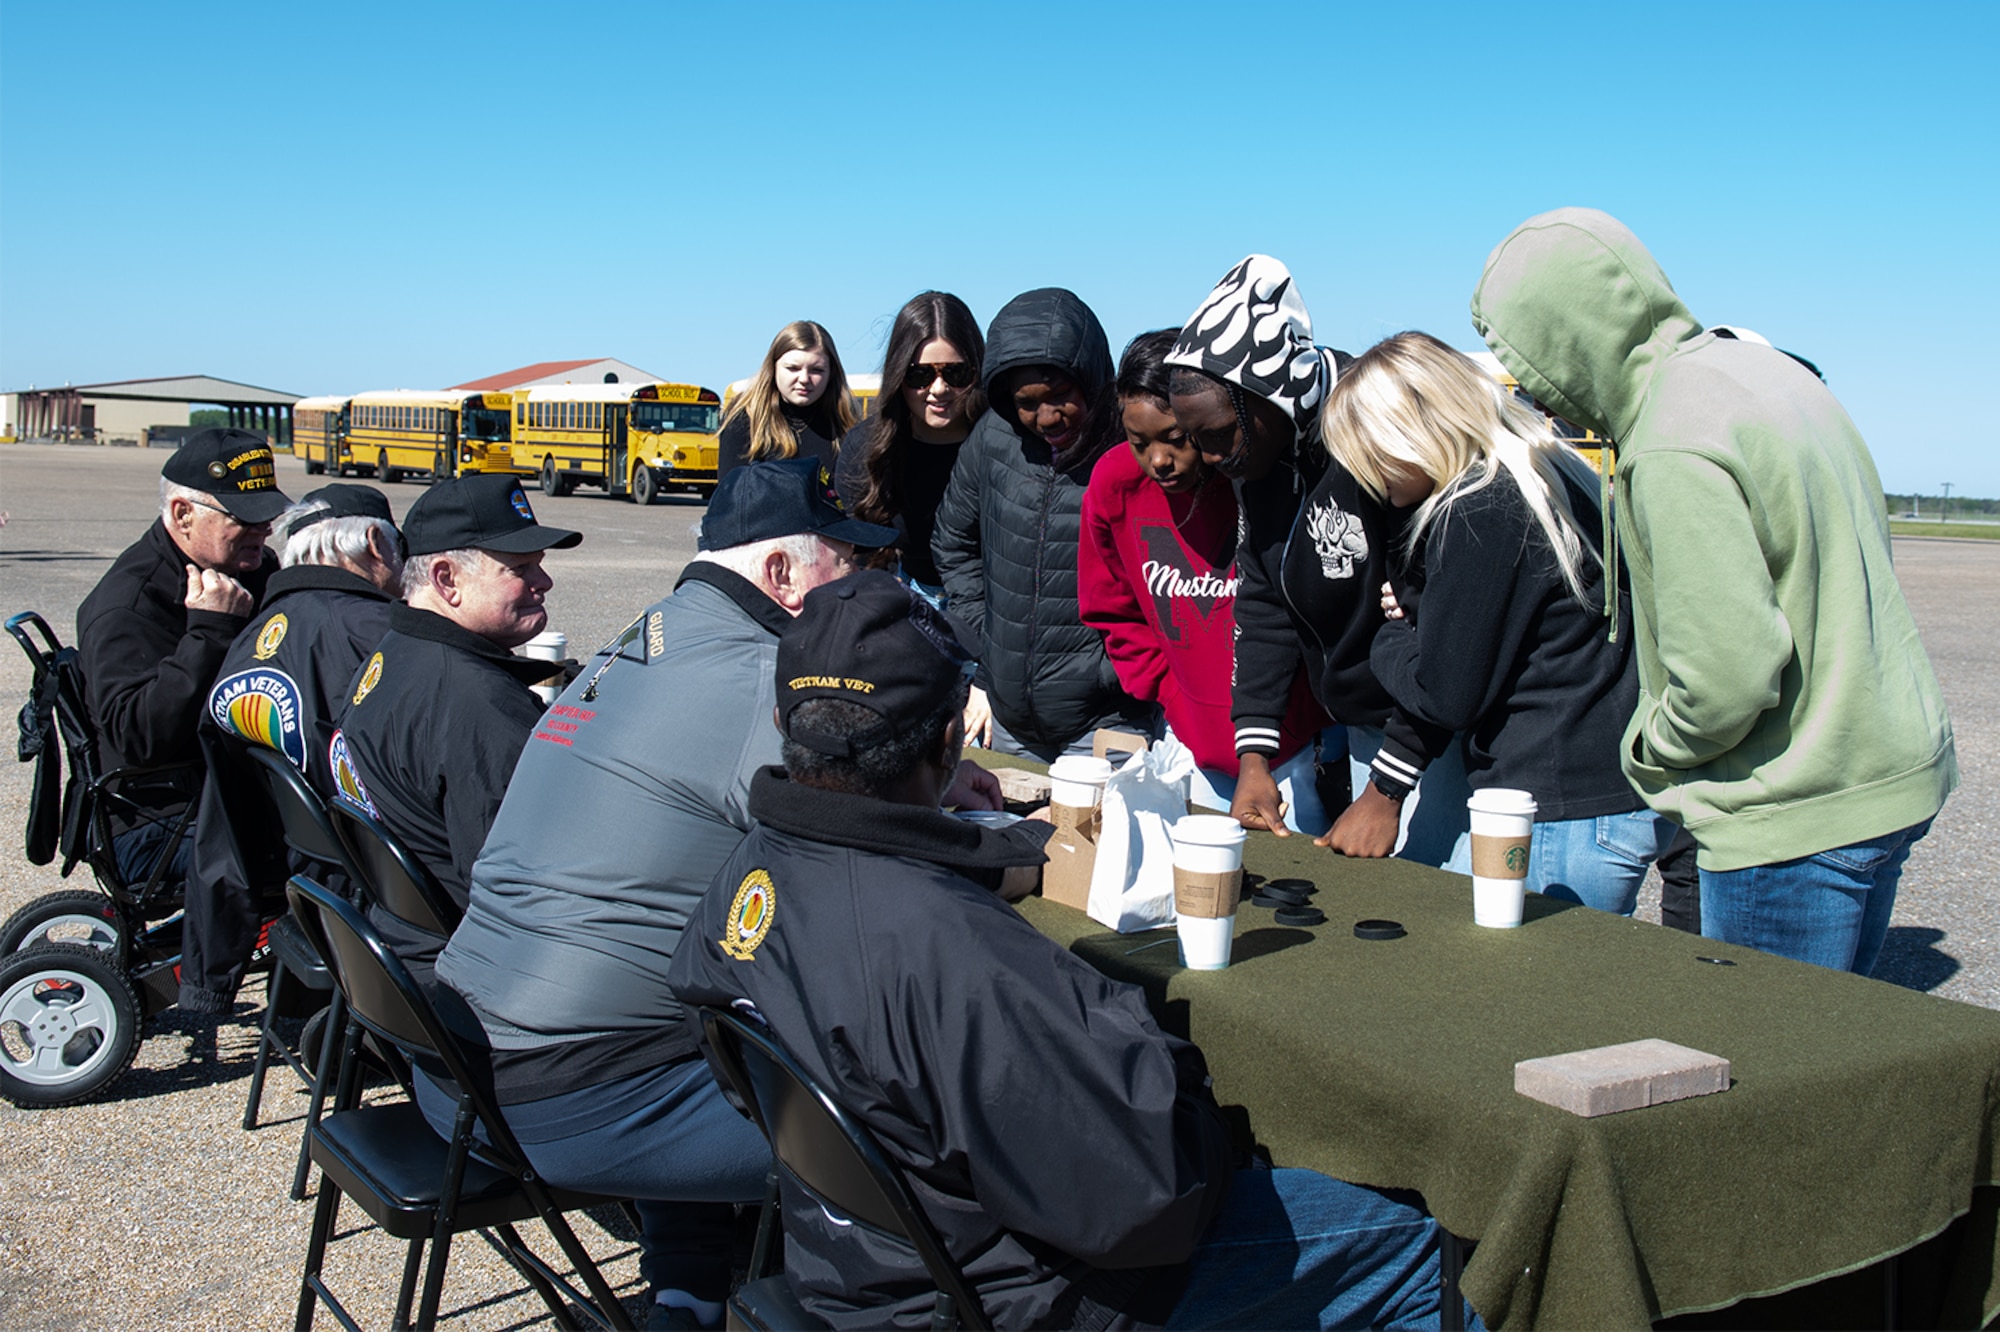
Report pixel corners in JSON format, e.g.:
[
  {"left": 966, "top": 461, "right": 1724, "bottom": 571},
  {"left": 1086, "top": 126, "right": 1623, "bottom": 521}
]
[{"left": 632, "top": 466, "right": 660, "bottom": 507}]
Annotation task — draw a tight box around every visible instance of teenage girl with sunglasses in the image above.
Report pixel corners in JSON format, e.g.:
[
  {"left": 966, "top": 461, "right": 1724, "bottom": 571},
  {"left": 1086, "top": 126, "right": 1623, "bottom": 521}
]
[{"left": 834, "top": 291, "right": 986, "bottom": 602}]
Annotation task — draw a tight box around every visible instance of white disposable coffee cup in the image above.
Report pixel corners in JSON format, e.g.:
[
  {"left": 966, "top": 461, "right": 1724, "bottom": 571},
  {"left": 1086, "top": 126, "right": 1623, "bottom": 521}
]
[
  {"left": 522, "top": 629, "right": 568, "bottom": 705},
  {"left": 1467, "top": 788, "right": 1537, "bottom": 928},
  {"left": 1047, "top": 755, "right": 1114, "bottom": 809},
  {"left": 1171, "top": 815, "right": 1247, "bottom": 970}
]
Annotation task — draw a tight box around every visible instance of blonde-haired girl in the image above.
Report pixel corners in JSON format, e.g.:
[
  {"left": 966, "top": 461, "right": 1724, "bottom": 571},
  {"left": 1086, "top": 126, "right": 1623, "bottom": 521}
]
[
  {"left": 1323, "top": 330, "right": 1675, "bottom": 914},
  {"left": 717, "top": 320, "right": 856, "bottom": 482}
]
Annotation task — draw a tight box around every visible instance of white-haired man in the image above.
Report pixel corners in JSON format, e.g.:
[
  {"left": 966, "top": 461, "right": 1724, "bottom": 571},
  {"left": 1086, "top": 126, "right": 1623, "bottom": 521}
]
[
  {"left": 434, "top": 459, "right": 1000, "bottom": 1328},
  {"left": 180, "top": 484, "right": 404, "bottom": 1013},
  {"left": 328, "top": 473, "right": 580, "bottom": 980},
  {"left": 76, "top": 427, "right": 290, "bottom": 886}
]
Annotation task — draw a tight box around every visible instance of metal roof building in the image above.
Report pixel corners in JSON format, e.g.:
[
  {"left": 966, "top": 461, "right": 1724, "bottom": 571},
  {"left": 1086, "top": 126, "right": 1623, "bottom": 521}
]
[
  {"left": 448, "top": 358, "right": 663, "bottom": 392},
  {"left": 3, "top": 374, "right": 302, "bottom": 444}
]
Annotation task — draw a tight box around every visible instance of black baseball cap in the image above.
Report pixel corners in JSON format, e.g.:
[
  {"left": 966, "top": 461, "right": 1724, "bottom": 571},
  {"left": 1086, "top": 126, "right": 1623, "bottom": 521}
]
[
  {"left": 777, "top": 570, "right": 978, "bottom": 757},
  {"left": 161, "top": 427, "right": 291, "bottom": 523},
  {"left": 402, "top": 474, "right": 582, "bottom": 557},
  {"left": 288, "top": 483, "right": 395, "bottom": 532},
  {"left": 698, "top": 458, "right": 898, "bottom": 552}
]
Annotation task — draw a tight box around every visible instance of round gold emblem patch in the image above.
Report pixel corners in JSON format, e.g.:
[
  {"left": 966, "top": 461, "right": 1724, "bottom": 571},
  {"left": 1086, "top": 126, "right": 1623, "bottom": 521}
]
[
  {"left": 253, "top": 614, "right": 288, "bottom": 661},
  {"left": 352, "top": 651, "right": 384, "bottom": 705},
  {"left": 720, "top": 870, "right": 776, "bottom": 961}
]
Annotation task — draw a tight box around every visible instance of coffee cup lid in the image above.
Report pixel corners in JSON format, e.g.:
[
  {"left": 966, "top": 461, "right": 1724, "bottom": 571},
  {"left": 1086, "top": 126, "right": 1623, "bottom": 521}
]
[
  {"left": 1049, "top": 755, "right": 1115, "bottom": 783},
  {"left": 1172, "top": 814, "right": 1247, "bottom": 847},
  {"left": 1467, "top": 787, "right": 1538, "bottom": 816}
]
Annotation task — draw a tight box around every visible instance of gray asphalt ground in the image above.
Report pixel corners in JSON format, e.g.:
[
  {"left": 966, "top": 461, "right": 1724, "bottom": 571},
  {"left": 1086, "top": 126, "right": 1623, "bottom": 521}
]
[{"left": 0, "top": 442, "right": 1994, "bottom": 1324}]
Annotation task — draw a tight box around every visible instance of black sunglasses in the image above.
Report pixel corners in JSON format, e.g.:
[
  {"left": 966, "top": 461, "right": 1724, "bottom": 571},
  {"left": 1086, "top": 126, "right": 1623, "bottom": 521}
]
[{"left": 904, "top": 362, "right": 977, "bottom": 390}]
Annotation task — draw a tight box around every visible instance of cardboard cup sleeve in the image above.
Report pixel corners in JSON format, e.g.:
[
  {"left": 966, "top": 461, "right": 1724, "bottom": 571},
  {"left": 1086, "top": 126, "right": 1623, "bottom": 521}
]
[
  {"left": 1471, "top": 834, "right": 1533, "bottom": 880},
  {"left": 1175, "top": 867, "right": 1242, "bottom": 919}
]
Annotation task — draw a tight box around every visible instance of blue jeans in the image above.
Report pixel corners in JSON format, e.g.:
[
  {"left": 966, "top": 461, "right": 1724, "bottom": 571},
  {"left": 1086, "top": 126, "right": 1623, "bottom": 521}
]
[
  {"left": 1187, "top": 726, "right": 1343, "bottom": 837},
  {"left": 112, "top": 817, "right": 190, "bottom": 890},
  {"left": 1445, "top": 809, "right": 1681, "bottom": 917},
  {"left": 418, "top": 1057, "right": 770, "bottom": 1299},
  {"left": 1345, "top": 726, "right": 1472, "bottom": 869},
  {"left": 1168, "top": 1166, "right": 1481, "bottom": 1330},
  {"left": 1699, "top": 818, "right": 1933, "bottom": 975}
]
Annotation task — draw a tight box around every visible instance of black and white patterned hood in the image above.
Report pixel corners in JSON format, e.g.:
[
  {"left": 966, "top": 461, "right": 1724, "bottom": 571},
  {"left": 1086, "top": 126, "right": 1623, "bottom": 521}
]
[{"left": 1166, "top": 254, "right": 1336, "bottom": 443}]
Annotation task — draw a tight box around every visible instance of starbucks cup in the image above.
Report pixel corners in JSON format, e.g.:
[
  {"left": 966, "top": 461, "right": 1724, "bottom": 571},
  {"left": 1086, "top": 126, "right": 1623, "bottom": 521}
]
[
  {"left": 1171, "top": 814, "right": 1247, "bottom": 970},
  {"left": 1467, "top": 788, "right": 1537, "bottom": 928},
  {"left": 522, "top": 629, "right": 568, "bottom": 706},
  {"left": 1047, "top": 755, "right": 1114, "bottom": 809}
]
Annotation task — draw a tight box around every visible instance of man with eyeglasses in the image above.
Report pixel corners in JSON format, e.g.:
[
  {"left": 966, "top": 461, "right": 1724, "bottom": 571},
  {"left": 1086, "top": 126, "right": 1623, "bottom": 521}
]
[
  {"left": 76, "top": 427, "right": 291, "bottom": 886},
  {"left": 431, "top": 460, "right": 1001, "bottom": 1329}
]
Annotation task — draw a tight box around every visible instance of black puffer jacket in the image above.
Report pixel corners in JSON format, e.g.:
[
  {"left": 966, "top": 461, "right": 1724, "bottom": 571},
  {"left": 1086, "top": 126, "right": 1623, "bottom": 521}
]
[{"left": 932, "top": 290, "right": 1149, "bottom": 753}]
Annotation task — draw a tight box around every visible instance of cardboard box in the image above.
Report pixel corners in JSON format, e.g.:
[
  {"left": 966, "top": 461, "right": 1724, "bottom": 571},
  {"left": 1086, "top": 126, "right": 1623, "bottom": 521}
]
[{"left": 1039, "top": 730, "right": 1148, "bottom": 912}]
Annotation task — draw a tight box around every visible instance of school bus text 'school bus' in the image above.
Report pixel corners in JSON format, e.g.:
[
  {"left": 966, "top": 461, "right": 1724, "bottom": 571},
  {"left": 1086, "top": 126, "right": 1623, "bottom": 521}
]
[
  {"left": 515, "top": 381, "right": 723, "bottom": 503},
  {"left": 343, "top": 390, "right": 519, "bottom": 482},
  {"left": 291, "top": 395, "right": 350, "bottom": 475}
]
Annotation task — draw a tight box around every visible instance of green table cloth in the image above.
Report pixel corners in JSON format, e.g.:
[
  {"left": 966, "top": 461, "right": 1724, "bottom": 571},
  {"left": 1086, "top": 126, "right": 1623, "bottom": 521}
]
[{"left": 1000, "top": 801, "right": 2000, "bottom": 1329}]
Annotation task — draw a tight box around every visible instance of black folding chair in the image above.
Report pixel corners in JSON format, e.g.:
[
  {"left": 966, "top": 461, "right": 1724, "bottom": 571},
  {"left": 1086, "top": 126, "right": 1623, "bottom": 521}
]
[
  {"left": 696, "top": 1005, "right": 990, "bottom": 1332},
  {"left": 327, "top": 797, "right": 460, "bottom": 938},
  {"left": 285, "top": 875, "right": 634, "bottom": 1331},
  {"left": 236, "top": 744, "right": 359, "bottom": 1198}
]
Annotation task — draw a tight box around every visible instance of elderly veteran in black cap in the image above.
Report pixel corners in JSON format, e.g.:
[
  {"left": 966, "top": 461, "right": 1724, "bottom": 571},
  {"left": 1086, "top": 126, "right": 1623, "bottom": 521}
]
[
  {"left": 328, "top": 474, "right": 579, "bottom": 978},
  {"left": 75, "top": 426, "right": 292, "bottom": 884},
  {"left": 432, "top": 460, "right": 1002, "bottom": 1328},
  {"left": 668, "top": 570, "right": 1461, "bottom": 1331},
  {"left": 179, "top": 483, "right": 406, "bottom": 1013}
]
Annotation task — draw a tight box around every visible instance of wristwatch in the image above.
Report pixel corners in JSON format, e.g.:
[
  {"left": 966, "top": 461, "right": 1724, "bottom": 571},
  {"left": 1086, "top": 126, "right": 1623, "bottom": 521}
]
[{"left": 1370, "top": 773, "right": 1412, "bottom": 803}]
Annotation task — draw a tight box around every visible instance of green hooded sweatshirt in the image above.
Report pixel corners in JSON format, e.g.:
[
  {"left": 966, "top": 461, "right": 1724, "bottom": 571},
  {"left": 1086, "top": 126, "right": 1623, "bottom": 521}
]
[{"left": 1471, "top": 208, "right": 1955, "bottom": 871}]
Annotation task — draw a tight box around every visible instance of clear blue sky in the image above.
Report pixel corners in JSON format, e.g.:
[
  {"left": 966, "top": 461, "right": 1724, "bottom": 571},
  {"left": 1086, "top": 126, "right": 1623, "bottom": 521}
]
[{"left": 3, "top": 2, "right": 1994, "bottom": 496}]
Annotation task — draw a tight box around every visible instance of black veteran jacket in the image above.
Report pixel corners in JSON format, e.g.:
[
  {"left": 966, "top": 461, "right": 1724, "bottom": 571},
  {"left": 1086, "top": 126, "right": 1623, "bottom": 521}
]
[
  {"left": 331, "top": 604, "right": 549, "bottom": 953},
  {"left": 178, "top": 567, "right": 395, "bottom": 1010},
  {"left": 76, "top": 518, "right": 275, "bottom": 796},
  {"left": 667, "top": 770, "right": 1235, "bottom": 1330}
]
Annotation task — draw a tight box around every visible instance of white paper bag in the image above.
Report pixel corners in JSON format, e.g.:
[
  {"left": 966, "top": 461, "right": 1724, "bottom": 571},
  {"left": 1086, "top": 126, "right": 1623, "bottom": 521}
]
[{"left": 1085, "top": 734, "right": 1195, "bottom": 932}]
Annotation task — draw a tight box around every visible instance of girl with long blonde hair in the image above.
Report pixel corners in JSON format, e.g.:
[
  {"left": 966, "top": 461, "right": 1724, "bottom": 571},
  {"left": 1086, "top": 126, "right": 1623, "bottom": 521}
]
[
  {"left": 1323, "top": 330, "right": 1676, "bottom": 915},
  {"left": 717, "top": 320, "right": 856, "bottom": 481}
]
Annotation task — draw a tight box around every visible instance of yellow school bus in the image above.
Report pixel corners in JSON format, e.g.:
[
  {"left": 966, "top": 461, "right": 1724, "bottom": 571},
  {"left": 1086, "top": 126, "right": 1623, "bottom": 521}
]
[
  {"left": 1470, "top": 352, "right": 1613, "bottom": 475},
  {"left": 516, "top": 381, "right": 723, "bottom": 503},
  {"left": 292, "top": 395, "right": 350, "bottom": 475},
  {"left": 345, "top": 390, "right": 520, "bottom": 482}
]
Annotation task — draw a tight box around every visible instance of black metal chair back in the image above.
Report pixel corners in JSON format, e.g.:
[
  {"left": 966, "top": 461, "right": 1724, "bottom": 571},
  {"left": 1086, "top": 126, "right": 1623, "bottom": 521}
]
[
  {"left": 284, "top": 875, "right": 631, "bottom": 1331},
  {"left": 327, "top": 797, "right": 459, "bottom": 936},
  {"left": 242, "top": 745, "right": 361, "bottom": 883},
  {"left": 698, "top": 1005, "right": 990, "bottom": 1332}
]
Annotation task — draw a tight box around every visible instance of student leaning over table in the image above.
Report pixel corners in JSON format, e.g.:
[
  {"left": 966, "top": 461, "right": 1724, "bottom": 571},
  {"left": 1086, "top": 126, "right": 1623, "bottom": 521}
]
[
  {"left": 1080, "top": 329, "right": 1335, "bottom": 832},
  {"left": 667, "top": 570, "right": 1473, "bottom": 1331},
  {"left": 1472, "top": 207, "right": 1957, "bottom": 974},
  {"left": 931, "top": 286, "right": 1156, "bottom": 759},
  {"left": 1163, "top": 255, "right": 1472, "bottom": 863},
  {"left": 1322, "top": 331, "right": 1679, "bottom": 914}
]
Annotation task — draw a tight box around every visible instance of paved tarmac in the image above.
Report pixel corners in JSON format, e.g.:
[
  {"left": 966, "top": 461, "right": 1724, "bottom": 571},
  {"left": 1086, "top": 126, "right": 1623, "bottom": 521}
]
[{"left": 0, "top": 441, "right": 1995, "bottom": 1325}]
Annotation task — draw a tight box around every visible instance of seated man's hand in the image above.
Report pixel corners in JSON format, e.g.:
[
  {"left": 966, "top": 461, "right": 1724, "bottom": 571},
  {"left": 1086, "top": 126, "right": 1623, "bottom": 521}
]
[
  {"left": 1316, "top": 784, "right": 1402, "bottom": 858},
  {"left": 997, "top": 864, "right": 1041, "bottom": 902},
  {"left": 185, "top": 565, "right": 253, "bottom": 617},
  {"left": 943, "top": 759, "right": 1003, "bottom": 812}
]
